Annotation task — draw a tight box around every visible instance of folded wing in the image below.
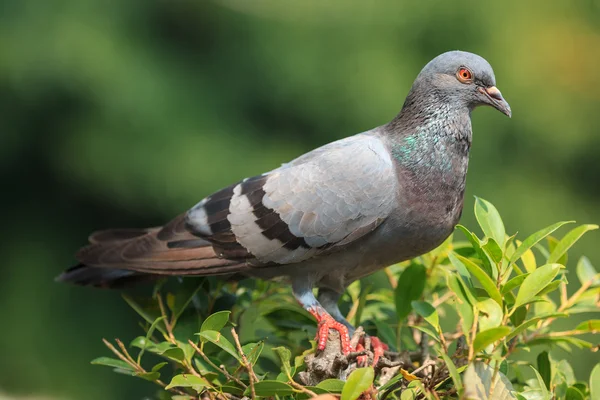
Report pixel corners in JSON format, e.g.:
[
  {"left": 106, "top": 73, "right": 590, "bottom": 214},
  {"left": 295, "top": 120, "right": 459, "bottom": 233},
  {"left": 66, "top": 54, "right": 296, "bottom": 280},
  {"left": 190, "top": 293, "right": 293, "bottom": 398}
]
[{"left": 187, "top": 133, "right": 397, "bottom": 266}]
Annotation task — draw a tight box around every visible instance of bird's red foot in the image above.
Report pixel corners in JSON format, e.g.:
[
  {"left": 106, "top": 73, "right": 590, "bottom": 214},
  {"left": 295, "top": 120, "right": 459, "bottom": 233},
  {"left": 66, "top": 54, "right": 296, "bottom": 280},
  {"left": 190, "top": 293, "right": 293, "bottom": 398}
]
[
  {"left": 356, "top": 336, "right": 389, "bottom": 367},
  {"left": 370, "top": 336, "right": 389, "bottom": 366},
  {"left": 308, "top": 308, "right": 352, "bottom": 354}
]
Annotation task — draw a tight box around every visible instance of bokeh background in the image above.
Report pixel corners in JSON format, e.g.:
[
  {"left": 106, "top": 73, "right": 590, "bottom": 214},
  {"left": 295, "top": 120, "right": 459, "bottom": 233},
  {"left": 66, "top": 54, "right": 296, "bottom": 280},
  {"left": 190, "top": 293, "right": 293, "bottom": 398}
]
[{"left": 1, "top": 0, "right": 599, "bottom": 399}]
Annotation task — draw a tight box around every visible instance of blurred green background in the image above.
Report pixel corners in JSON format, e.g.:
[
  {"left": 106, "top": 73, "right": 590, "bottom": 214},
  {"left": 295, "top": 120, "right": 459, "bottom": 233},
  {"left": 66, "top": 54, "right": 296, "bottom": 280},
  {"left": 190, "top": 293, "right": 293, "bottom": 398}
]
[{"left": 1, "top": 0, "right": 599, "bottom": 399}]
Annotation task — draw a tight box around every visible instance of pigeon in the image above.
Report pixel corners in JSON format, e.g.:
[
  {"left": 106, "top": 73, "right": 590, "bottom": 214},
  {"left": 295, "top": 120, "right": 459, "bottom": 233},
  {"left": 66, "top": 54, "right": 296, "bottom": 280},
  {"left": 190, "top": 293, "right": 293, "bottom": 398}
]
[{"left": 58, "top": 50, "right": 511, "bottom": 362}]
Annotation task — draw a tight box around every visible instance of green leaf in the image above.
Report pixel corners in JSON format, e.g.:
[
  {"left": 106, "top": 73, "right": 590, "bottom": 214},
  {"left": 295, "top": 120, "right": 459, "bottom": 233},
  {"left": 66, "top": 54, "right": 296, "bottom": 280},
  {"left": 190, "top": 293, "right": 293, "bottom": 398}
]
[
  {"left": 482, "top": 238, "right": 503, "bottom": 264},
  {"left": 572, "top": 383, "right": 588, "bottom": 395},
  {"left": 411, "top": 300, "right": 439, "bottom": 329},
  {"left": 316, "top": 378, "right": 345, "bottom": 393},
  {"left": 91, "top": 357, "right": 134, "bottom": 371},
  {"left": 505, "top": 313, "right": 567, "bottom": 341},
  {"left": 547, "top": 235, "right": 567, "bottom": 265},
  {"left": 556, "top": 359, "right": 577, "bottom": 386},
  {"left": 129, "top": 336, "right": 148, "bottom": 349},
  {"left": 526, "top": 336, "right": 593, "bottom": 350},
  {"left": 499, "top": 360, "right": 509, "bottom": 377},
  {"left": 439, "top": 351, "right": 463, "bottom": 395},
  {"left": 200, "top": 310, "right": 231, "bottom": 333},
  {"left": 456, "top": 225, "right": 495, "bottom": 279},
  {"left": 463, "top": 361, "right": 514, "bottom": 399},
  {"left": 509, "top": 304, "right": 528, "bottom": 327},
  {"left": 521, "top": 247, "right": 538, "bottom": 273},
  {"left": 220, "top": 385, "right": 244, "bottom": 396},
  {"left": 197, "top": 330, "right": 242, "bottom": 362},
  {"left": 455, "top": 254, "right": 503, "bottom": 306},
  {"left": 565, "top": 386, "right": 585, "bottom": 400},
  {"left": 530, "top": 366, "right": 551, "bottom": 400},
  {"left": 477, "top": 298, "right": 503, "bottom": 331},
  {"left": 447, "top": 274, "right": 475, "bottom": 336},
  {"left": 138, "top": 316, "right": 166, "bottom": 363},
  {"left": 151, "top": 362, "right": 168, "bottom": 372},
  {"left": 273, "top": 346, "right": 293, "bottom": 378},
  {"left": 577, "top": 256, "right": 600, "bottom": 287},
  {"left": 341, "top": 367, "right": 374, "bottom": 400},
  {"left": 135, "top": 371, "right": 160, "bottom": 381},
  {"left": 474, "top": 197, "right": 506, "bottom": 246},
  {"left": 177, "top": 341, "right": 195, "bottom": 364},
  {"left": 449, "top": 251, "right": 474, "bottom": 289},
  {"left": 548, "top": 224, "right": 599, "bottom": 264},
  {"left": 473, "top": 326, "right": 510, "bottom": 353},
  {"left": 514, "top": 264, "right": 562, "bottom": 309},
  {"left": 160, "top": 347, "right": 185, "bottom": 363},
  {"left": 536, "top": 280, "right": 562, "bottom": 297},
  {"left": 374, "top": 319, "right": 397, "bottom": 351},
  {"left": 501, "top": 273, "right": 529, "bottom": 294},
  {"left": 575, "top": 319, "right": 600, "bottom": 332},
  {"left": 590, "top": 363, "right": 600, "bottom": 400},
  {"left": 510, "top": 221, "right": 573, "bottom": 264},
  {"left": 411, "top": 324, "right": 441, "bottom": 343},
  {"left": 537, "top": 351, "right": 551, "bottom": 390},
  {"left": 166, "top": 374, "right": 208, "bottom": 393},
  {"left": 378, "top": 374, "right": 405, "bottom": 396},
  {"left": 394, "top": 262, "right": 427, "bottom": 322},
  {"left": 147, "top": 342, "right": 172, "bottom": 355},
  {"left": 400, "top": 387, "right": 418, "bottom": 400},
  {"left": 242, "top": 341, "right": 264, "bottom": 366},
  {"left": 245, "top": 381, "right": 295, "bottom": 396}
]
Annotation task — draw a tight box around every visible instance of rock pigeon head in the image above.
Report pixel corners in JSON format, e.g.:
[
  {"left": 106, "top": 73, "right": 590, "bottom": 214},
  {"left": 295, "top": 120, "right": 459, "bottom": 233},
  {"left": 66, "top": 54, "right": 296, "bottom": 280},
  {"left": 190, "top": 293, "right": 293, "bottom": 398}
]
[{"left": 416, "top": 50, "right": 511, "bottom": 117}]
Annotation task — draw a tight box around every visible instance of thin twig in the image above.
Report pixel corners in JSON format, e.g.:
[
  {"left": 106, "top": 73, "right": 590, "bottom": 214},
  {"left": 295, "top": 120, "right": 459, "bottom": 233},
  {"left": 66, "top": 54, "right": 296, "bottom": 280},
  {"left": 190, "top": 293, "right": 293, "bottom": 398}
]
[
  {"left": 384, "top": 268, "right": 398, "bottom": 289},
  {"left": 537, "top": 279, "right": 594, "bottom": 330},
  {"left": 157, "top": 294, "right": 177, "bottom": 343},
  {"left": 103, "top": 339, "right": 140, "bottom": 371},
  {"left": 431, "top": 291, "right": 453, "bottom": 308},
  {"left": 350, "top": 326, "right": 365, "bottom": 350},
  {"left": 412, "top": 359, "right": 437, "bottom": 376},
  {"left": 437, "top": 327, "right": 448, "bottom": 354},
  {"left": 347, "top": 350, "right": 369, "bottom": 360},
  {"left": 115, "top": 338, "right": 138, "bottom": 366},
  {"left": 540, "top": 329, "right": 599, "bottom": 338},
  {"left": 231, "top": 328, "right": 256, "bottom": 400},
  {"left": 489, "top": 359, "right": 501, "bottom": 398},
  {"left": 289, "top": 380, "right": 318, "bottom": 398},
  {"left": 188, "top": 340, "right": 247, "bottom": 389},
  {"left": 560, "top": 281, "right": 568, "bottom": 307},
  {"left": 102, "top": 338, "right": 185, "bottom": 395},
  {"left": 468, "top": 308, "right": 479, "bottom": 362}
]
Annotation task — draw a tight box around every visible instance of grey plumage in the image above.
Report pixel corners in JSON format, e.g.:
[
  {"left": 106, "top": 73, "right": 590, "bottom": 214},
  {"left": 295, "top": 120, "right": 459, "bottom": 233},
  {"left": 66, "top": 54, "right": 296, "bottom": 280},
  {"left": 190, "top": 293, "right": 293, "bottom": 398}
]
[{"left": 58, "top": 50, "right": 510, "bottom": 349}]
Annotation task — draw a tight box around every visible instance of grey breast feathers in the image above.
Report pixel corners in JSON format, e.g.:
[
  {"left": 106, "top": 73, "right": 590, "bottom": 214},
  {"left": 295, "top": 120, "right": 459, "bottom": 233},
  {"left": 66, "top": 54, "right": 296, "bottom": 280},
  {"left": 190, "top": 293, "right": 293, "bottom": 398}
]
[{"left": 186, "top": 133, "right": 398, "bottom": 266}]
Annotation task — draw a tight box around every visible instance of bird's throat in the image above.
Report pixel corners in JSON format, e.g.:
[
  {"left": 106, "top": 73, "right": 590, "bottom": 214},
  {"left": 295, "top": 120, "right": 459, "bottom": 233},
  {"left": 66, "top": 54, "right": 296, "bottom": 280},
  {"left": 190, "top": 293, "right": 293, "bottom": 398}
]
[{"left": 388, "top": 100, "right": 472, "bottom": 174}]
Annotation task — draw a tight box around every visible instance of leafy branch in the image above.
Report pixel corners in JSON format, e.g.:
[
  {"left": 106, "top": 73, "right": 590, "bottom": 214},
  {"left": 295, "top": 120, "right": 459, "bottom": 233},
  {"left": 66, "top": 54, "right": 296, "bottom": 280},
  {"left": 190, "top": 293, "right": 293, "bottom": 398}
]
[{"left": 90, "top": 198, "right": 600, "bottom": 400}]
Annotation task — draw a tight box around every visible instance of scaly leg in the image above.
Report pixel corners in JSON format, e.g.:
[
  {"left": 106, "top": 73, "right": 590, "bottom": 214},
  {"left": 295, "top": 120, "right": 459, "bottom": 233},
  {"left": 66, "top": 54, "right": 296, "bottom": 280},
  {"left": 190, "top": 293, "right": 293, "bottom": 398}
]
[
  {"left": 293, "top": 281, "right": 351, "bottom": 354},
  {"left": 317, "top": 288, "right": 355, "bottom": 333}
]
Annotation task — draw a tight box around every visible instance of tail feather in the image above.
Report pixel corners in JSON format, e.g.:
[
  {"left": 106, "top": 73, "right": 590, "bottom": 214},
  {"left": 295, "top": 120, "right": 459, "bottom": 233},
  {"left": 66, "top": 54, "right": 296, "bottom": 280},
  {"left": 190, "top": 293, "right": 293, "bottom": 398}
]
[
  {"left": 55, "top": 264, "right": 156, "bottom": 288},
  {"left": 59, "top": 214, "right": 250, "bottom": 288}
]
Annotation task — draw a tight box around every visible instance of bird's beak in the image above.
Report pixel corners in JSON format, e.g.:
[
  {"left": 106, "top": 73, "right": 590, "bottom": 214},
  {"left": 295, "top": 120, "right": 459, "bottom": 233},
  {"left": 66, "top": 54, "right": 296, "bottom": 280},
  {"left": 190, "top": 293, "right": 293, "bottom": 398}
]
[{"left": 478, "top": 86, "right": 511, "bottom": 118}]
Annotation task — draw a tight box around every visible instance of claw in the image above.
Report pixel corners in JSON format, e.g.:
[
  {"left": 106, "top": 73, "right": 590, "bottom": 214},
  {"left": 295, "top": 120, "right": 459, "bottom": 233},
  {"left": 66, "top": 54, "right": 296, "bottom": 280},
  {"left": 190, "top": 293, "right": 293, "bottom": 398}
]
[
  {"left": 356, "top": 336, "right": 390, "bottom": 367},
  {"left": 370, "top": 336, "right": 389, "bottom": 366},
  {"left": 308, "top": 307, "right": 352, "bottom": 354},
  {"left": 355, "top": 342, "right": 368, "bottom": 366}
]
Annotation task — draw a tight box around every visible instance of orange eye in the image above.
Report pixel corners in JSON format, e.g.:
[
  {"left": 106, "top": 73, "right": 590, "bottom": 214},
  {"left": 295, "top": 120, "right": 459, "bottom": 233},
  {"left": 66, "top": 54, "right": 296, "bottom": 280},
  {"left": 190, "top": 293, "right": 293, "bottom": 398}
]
[{"left": 457, "top": 67, "right": 473, "bottom": 83}]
